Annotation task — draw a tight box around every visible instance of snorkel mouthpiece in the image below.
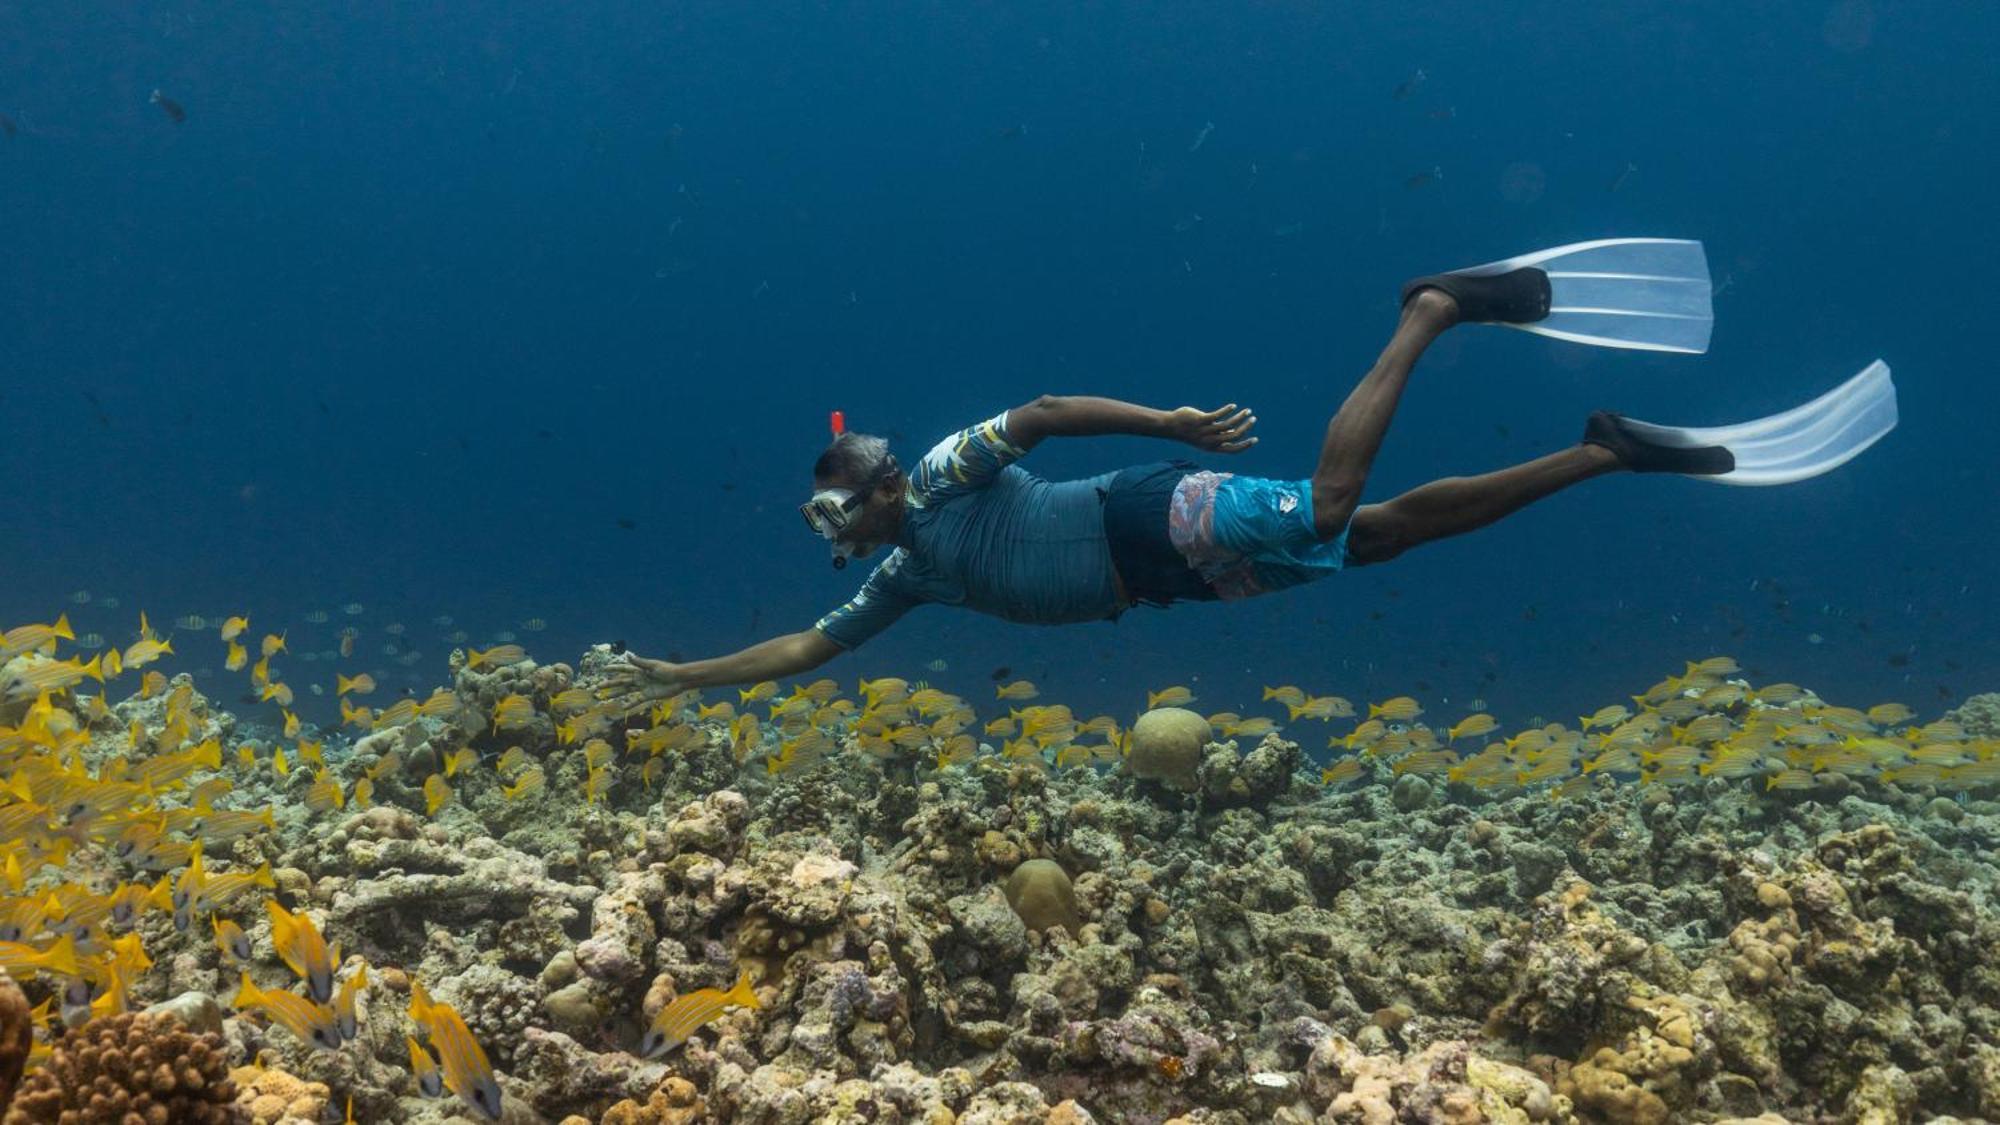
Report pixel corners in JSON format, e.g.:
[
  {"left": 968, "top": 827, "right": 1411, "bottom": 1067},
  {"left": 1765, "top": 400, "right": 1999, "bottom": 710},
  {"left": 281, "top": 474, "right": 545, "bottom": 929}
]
[{"left": 830, "top": 410, "right": 845, "bottom": 437}]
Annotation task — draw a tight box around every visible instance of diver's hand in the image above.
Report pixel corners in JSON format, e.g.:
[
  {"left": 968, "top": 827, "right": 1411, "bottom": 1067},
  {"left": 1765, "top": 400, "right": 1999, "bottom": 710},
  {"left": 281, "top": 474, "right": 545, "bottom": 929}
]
[
  {"left": 1166, "top": 404, "right": 1257, "bottom": 453},
  {"left": 598, "top": 653, "right": 691, "bottom": 716}
]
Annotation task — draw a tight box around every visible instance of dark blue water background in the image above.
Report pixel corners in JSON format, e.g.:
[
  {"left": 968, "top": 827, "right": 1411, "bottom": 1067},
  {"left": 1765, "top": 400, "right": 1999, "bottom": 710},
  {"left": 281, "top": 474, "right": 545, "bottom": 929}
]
[{"left": 4, "top": 1, "right": 1993, "bottom": 733}]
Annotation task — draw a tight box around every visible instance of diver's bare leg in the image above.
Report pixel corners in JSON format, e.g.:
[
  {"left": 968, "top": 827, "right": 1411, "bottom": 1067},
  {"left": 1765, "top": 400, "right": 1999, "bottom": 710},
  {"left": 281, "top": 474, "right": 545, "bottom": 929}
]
[
  {"left": 1343, "top": 444, "right": 1620, "bottom": 566},
  {"left": 1310, "top": 289, "right": 1459, "bottom": 539}
]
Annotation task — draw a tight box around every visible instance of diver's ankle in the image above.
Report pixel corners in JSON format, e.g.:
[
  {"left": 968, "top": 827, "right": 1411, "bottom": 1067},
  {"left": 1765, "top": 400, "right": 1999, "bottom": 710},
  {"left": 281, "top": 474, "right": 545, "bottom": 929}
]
[{"left": 1403, "top": 286, "right": 1460, "bottom": 328}]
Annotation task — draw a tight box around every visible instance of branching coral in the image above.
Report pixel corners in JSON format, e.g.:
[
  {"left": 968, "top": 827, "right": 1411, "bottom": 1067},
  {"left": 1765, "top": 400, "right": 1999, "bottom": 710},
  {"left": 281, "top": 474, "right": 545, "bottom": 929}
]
[{"left": 3, "top": 1012, "right": 242, "bottom": 1125}]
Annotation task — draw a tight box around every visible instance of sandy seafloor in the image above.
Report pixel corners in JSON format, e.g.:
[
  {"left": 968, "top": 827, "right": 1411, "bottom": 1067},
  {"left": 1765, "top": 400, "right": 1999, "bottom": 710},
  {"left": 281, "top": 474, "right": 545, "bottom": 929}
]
[{"left": 5, "top": 645, "right": 2000, "bottom": 1125}]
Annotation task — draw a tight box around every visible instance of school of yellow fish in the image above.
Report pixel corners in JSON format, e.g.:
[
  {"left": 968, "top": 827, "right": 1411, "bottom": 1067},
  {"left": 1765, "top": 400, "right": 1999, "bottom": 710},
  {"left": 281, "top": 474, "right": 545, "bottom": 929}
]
[
  {"left": 0, "top": 612, "right": 506, "bottom": 1120},
  {"left": 3, "top": 606, "right": 1993, "bottom": 1118}
]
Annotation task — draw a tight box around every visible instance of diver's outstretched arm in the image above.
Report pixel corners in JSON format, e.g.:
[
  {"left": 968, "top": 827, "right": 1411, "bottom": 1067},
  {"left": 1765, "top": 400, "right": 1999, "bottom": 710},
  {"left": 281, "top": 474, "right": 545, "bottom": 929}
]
[
  {"left": 1005, "top": 395, "right": 1257, "bottom": 454},
  {"left": 600, "top": 629, "right": 840, "bottom": 711}
]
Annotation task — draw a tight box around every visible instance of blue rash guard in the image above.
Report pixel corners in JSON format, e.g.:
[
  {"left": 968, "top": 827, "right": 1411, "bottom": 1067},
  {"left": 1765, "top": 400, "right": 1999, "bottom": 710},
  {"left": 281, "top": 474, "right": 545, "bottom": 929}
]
[{"left": 814, "top": 412, "right": 1122, "bottom": 649}]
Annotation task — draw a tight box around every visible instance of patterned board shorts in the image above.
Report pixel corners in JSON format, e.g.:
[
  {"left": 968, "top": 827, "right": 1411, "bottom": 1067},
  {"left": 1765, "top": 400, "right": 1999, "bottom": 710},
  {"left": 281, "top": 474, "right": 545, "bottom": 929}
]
[{"left": 1167, "top": 471, "right": 1352, "bottom": 599}]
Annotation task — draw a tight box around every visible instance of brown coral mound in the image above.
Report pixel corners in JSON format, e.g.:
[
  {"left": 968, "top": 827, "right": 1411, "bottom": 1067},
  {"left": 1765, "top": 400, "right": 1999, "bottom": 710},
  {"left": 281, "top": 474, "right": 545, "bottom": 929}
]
[
  {"left": 2, "top": 1012, "right": 244, "bottom": 1125},
  {"left": 0, "top": 977, "right": 29, "bottom": 1112}
]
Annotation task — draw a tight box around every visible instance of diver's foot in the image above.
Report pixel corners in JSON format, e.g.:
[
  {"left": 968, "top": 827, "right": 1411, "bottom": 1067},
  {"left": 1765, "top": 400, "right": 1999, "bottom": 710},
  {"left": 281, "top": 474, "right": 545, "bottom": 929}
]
[
  {"left": 1401, "top": 266, "right": 1551, "bottom": 325},
  {"left": 1582, "top": 410, "right": 1735, "bottom": 475}
]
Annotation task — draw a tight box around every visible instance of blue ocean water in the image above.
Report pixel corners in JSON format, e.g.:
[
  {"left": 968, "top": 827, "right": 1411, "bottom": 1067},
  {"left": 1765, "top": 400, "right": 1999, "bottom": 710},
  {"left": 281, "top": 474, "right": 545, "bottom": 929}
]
[{"left": 3, "top": 1, "right": 1993, "bottom": 729}]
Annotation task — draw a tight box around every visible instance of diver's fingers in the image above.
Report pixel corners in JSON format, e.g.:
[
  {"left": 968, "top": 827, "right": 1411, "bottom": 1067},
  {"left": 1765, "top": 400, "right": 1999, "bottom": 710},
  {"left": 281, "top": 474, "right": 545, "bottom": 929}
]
[
  {"left": 1216, "top": 436, "right": 1258, "bottom": 453},
  {"left": 1214, "top": 410, "right": 1254, "bottom": 437},
  {"left": 599, "top": 668, "right": 643, "bottom": 693},
  {"left": 601, "top": 690, "right": 655, "bottom": 717},
  {"left": 1202, "top": 403, "right": 1240, "bottom": 424}
]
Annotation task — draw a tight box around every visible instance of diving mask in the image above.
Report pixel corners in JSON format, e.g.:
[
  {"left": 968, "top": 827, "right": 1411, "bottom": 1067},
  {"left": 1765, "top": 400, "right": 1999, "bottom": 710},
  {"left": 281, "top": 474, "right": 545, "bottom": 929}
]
[{"left": 800, "top": 488, "right": 866, "bottom": 539}]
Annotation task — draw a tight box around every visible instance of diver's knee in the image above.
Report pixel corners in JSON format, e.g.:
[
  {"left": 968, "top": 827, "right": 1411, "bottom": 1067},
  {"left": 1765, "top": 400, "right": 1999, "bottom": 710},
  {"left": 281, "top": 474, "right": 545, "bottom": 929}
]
[
  {"left": 1342, "top": 506, "right": 1408, "bottom": 566},
  {"left": 1311, "top": 479, "right": 1360, "bottom": 540}
]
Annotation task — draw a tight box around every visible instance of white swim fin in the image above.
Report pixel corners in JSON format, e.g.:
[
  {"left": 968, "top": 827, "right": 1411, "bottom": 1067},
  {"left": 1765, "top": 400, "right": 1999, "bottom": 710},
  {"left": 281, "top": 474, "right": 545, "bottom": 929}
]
[
  {"left": 1586, "top": 360, "right": 1898, "bottom": 486},
  {"left": 1406, "top": 237, "right": 1714, "bottom": 354}
]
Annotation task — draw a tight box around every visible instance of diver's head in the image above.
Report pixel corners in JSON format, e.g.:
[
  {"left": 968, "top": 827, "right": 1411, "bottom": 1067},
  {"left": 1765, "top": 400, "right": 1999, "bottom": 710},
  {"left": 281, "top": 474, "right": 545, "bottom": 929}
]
[{"left": 802, "top": 431, "right": 903, "bottom": 568}]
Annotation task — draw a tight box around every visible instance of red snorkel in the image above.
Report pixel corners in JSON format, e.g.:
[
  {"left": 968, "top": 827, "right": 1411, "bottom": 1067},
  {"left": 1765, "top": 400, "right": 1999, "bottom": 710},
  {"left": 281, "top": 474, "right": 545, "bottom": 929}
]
[{"left": 827, "top": 410, "right": 850, "bottom": 568}]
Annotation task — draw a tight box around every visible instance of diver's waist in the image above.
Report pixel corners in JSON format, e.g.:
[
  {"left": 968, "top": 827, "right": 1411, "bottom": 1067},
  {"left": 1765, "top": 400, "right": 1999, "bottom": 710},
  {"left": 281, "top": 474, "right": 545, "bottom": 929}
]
[{"left": 1101, "top": 461, "right": 1217, "bottom": 607}]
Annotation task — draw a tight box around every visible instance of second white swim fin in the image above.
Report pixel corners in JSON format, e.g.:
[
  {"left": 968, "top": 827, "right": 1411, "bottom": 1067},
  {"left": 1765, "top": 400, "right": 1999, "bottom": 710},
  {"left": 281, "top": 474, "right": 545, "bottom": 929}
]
[{"left": 1586, "top": 360, "right": 1898, "bottom": 485}]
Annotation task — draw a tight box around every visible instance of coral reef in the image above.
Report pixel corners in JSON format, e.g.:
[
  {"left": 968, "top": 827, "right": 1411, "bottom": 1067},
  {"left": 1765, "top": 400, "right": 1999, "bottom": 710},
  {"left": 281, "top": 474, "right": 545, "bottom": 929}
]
[{"left": 6, "top": 636, "right": 2000, "bottom": 1123}]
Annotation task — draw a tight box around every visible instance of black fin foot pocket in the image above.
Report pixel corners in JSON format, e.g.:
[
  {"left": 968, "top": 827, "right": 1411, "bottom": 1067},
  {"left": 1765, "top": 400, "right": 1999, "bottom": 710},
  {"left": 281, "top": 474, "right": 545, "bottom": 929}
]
[
  {"left": 1401, "top": 267, "right": 1552, "bottom": 325},
  {"left": 1582, "top": 411, "right": 1735, "bottom": 475}
]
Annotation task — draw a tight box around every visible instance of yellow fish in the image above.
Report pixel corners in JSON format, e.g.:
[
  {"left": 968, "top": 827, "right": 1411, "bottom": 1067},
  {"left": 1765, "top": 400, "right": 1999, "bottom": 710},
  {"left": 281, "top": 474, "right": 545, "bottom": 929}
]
[
  {"left": 424, "top": 774, "right": 451, "bottom": 816},
  {"left": 193, "top": 805, "right": 276, "bottom": 844},
  {"left": 0, "top": 933, "right": 81, "bottom": 979},
  {"left": 304, "top": 771, "right": 345, "bottom": 814},
  {"left": 224, "top": 640, "right": 248, "bottom": 672},
  {"left": 212, "top": 917, "right": 252, "bottom": 963},
  {"left": 1222, "top": 717, "right": 1278, "bottom": 738},
  {"left": 265, "top": 899, "right": 338, "bottom": 1002},
  {"left": 1865, "top": 703, "right": 1915, "bottom": 727},
  {"left": 233, "top": 971, "right": 341, "bottom": 1051},
  {"left": 1289, "top": 695, "right": 1356, "bottom": 721},
  {"left": 466, "top": 644, "right": 527, "bottom": 671},
  {"left": 443, "top": 747, "right": 477, "bottom": 778},
  {"left": 1446, "top": 714, "right": 1498, "bottom": 743},
  {"left": 738, "top": 680, "right": 779, "bottom": 705},
  {"left": 260, "top": 632, "right": 288, "bottom": 658},
  {"left": 1687, "top": 656, "right": 1741, "bottom": 678},
  {"left": 408, "top": 982, "right": 504, "bottom": 1120},
  {"left": 122, "top": 636, "right": 174, "bottom": 670},
  {"left": 995, "top": 680, "right": 1039, "bottom": 701},
  {"left": 336, "top": 673, "right": 377, "bottom": 697},
  {"left": 1262, "top": 685, "right": 1306, "bottom": 708},
  {"left": 281, "top": 709, "right": 301, "bottom": 737},
  {"left": 1367, "top": 697, "right": 1423, "bottom": 723},
  {"left": 639, "top": 971, "right": 761, "bottom": 1058},
  {"left": 408, "top": 1034, "right": 445, "bottom": 1097},
  {"left": 0, "top": 613, "right": 75, "bottom": 659},
  {"left": 262, "top": 682, "right": 296, "bottom": 708},
  {"left": 1146, "top": 686, "right": 1194, "bottom": 710},
  {"left": 298, "top": 739, "right": 325, "bottom": 767},
  {"left": 1765, "top": 768, "right": 1816, "bottom": 791},
  {"left": 351, "top": 776, "right": 374, "bottom": 809},
  {"left": 272, "top": 746, "right": 290, "bottom": 777},
  {"left": 492, "top": 694, "right": 536, "bottom": 730},
  {"left": 1393, "top": 749, "right": 1458, "bottom": 777},
  {"left": 220, "top": 616, "right": 249, "bottom": 642},
  {"left": 333, "top": 963, "right": 368, "bottom": 1041},
  {"left": 502, "top": 768, "right": 545, "bottom": 801}
]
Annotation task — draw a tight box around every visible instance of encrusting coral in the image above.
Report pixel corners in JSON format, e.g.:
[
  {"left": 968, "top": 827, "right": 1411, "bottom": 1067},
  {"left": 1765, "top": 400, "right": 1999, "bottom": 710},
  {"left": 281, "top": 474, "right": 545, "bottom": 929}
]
[{"left": 2, "top": 1012, "right": 242, "bottom": 1125}]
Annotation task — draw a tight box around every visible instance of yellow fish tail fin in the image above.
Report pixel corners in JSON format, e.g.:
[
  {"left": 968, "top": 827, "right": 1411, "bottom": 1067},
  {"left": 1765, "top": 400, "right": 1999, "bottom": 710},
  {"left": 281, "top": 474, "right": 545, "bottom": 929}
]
[{"left": 728, "top": 971, "right": 761, "bottom": 1009}]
